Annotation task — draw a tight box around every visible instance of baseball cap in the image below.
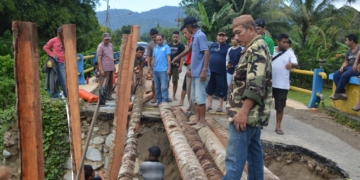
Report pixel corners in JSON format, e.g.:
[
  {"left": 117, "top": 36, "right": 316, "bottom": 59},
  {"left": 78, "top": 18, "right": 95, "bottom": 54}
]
[
  {"left": 218, "top": 32, "right": 226, "bottom": 36},
  {"left": 183, "top": 16, "right": 197, "bottom": 26},
  {"left": 57, "top": 27, "right": 62, "bottom": 33},
  {"left": 255, "top": 18, "right": 266, "bottom": 27},
  {"left": 103, "top": 32, "right": 111, "bottom": 40},
  {"left": 148, "top": 146, "right": 161, "bottom": 158}
]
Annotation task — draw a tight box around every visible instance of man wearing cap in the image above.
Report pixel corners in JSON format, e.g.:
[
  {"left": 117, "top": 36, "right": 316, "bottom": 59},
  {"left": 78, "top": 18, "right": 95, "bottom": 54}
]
[
  {"left": 206, "top": 32, "right": 230, "bottom": 112},
  {"left": 97, "top": 32, "right": 115, "bottom": 104},
  {"left": 224, "top": 15, "right": 272, "bottom": 179},
  {"left": 255, "top": 18, "right": 274, "bottom": 55},
  {"left": 43, "top": 27, "right": 67, "bottom": 98},
  {"left": 182, "top": 16, "right": 211, "bottom": 130},
  {"left": 139, "top": 146, "right": 164, "bottom": 180}
]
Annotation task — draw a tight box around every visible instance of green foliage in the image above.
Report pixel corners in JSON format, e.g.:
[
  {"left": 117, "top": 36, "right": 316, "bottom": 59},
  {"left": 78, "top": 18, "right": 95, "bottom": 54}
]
[
  {"left": 0, "top": 55, "right": 15, "bottom": 109},
  {"left": 41, "top": 99, "right": 69, "bottom": 179}
]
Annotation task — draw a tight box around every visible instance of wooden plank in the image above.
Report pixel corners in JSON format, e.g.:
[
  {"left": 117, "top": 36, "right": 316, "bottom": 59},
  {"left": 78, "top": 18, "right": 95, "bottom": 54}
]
[
  {"left": 62, "top": 24, "right": 84, "bottom": 179},
  {"left": 12, "top": 21, "right": 45, "bottom": 180}
]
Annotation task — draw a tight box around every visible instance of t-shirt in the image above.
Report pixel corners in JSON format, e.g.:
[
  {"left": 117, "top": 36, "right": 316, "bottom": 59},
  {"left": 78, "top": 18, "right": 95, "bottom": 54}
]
[
  {"left": 169, "top": 42, "right": 185, "bottom": 67},
  {"left": 96, "top": 42, "right": 115, "bottom": 71},
  {"left": 134, "top": 56, "right": 143, "bottom": 68},
  {"left": 345, "top": 46, "right": 360, "bottom": 66},
  {"left": 43, "top": 37, "right": 65, "bottom": 63},
  {"left": 139, "top": 160, "right": 164, "bottom": 180},
  {"left": 272, "top": 47, "right": 298, "bottom": 90},
  {"left": 209, "top": 42, "right": 230, "bottom": 75},
  {"left": 184, "top": 38, "right": 193, "bottom": 65},
  {"left": 146, "top": 40, "right": 168, "bottom": 58},
  {"left": 263, "top": 33, "right": 274, "bottom": 55},
  {"left": 153, "top": 43, "right": 171, "bottom": 72},
  {"left": 226, "top": 46, "right": 242, "bottom": 75},
  {"left": 191, "top": 29, "right": 211, "bottom": 77}
]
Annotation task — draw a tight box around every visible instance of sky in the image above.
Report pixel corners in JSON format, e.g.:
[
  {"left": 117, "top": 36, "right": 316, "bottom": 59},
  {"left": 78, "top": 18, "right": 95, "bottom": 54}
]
[{"left": 96, "top": 0, "right": 360, "bottom": 12}]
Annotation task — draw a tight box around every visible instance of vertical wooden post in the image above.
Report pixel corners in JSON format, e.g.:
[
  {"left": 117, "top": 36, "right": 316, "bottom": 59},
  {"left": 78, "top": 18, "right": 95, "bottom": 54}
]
[
  {"left": 12, "top": 21, "right": 45, "bottom": 180},
  {"left": 107, "top": 25, "right": 139, "bottom": 179},
  {"left": 62, "top": 24, "right": 84, "bottom": 180}
]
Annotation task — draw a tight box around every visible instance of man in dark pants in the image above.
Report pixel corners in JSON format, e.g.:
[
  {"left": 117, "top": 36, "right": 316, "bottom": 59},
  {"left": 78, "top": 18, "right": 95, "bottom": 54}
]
[
  {"left": 206, "top": 32, "right": 230, "bottom": 112},
  {"left": 330, "top": 34, "right": 360, "bottom": 100},
  {"left": 169, "top": 31, "right": 185, "bottom": 101},
  {"left": 272, "top": 34, "right": 298, "bottom": 135},
  {"left": 97, "top": 32, "right": 115, "bottom": 104}
]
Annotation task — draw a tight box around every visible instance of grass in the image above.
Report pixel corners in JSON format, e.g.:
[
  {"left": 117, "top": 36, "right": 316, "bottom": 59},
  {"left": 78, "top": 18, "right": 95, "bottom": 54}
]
[
  {"left": 324, "top": 110, "right": 360, "bottom": 131},
  {"left": 287, "top": 88, "right": 333, "bottom": 107}
]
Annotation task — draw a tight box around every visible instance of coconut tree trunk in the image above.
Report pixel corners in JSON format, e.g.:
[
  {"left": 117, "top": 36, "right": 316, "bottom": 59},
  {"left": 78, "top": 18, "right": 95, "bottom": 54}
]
[
  {"left": 159, "top": 103, "right": 208, "bottom": 180},
  {"left": 117, "top": 76, "right": 145, "bottom": 179},
  {"left": 173, "top": 109, "right": 223, "bottom": 180}
]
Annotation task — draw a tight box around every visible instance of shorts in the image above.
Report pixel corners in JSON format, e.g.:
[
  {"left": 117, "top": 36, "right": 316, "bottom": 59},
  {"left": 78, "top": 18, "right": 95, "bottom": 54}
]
[
  {"left": 191, "top": 76, "right": 210, "bottom": 105},
  {"left": 273, "top": 87, "right": 288, "bottom": 111},
  {"left": 206, "top": 72, "right": 228, "bottom": 98},
  {"left": 182, "top": 74, "right": 187, "bottom": 91},
  {"left": 169, "top": 66, "right": 179, "bottom": 86}
]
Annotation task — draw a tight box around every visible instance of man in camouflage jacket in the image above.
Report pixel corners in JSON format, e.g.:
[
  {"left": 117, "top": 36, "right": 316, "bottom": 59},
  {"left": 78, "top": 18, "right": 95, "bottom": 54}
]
[{"left": 223, "top": 15, "right": 272, "bottom": 180}]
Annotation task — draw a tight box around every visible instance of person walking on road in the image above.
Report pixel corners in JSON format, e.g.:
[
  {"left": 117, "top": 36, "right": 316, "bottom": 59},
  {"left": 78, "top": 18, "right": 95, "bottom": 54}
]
[
  {"left": 96, "top": 32, "right": 115, "bottom": 104},
  {"left": 272, "top": 34, "right": 298, "bottom": 135},
  {"left": 182, "top": 16, "right": 210, "bottom": 130},
  {"left": 223, "top": 14, "right": 272, "bottom": 180},
  {"left": 43, "top": 27, "right": 67, "bottom": 98},
  {"left": 169, "top": 31, "right": 185, "bottom": 101}
]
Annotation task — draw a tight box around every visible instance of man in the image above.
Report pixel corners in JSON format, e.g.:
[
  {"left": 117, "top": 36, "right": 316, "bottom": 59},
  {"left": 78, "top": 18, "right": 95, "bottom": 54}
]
[
  {"left": 169, "top": 31, "right": 185, "bottom": 101},
  {"left": 43, "top": 27, "right": 67, "bottom": 98},
  {"left": 330, "top": 34, "right": 360, "bottom": 100},
  {"left": 206, "top": 32, "right": 230, "bottom": 112},
  {"left": 255, "top": 18, "right": 274, "bottom": 55},
  {"left": 152, "top": 35, "right": 171, "bottom": 106},
  {"left": 139, "top": 146, "right": 164, "bottom": 180},
  {"left": 224, "top": 14, "right": 272, "bottom": 180},
  {"left": 96, "top": 32, "right": 115, "bottom": 104},
  {"left": 132, "top": 46, "right": 145, "bottom": 94},
  {"left": 182, "top": 16, "right": 210, "bottom": 130},
  {"left": 226, "top": 33, "right": 242, "bottom": 86},
  {"left": 272, "top": 34, "right": 298, "bottom": 135},
  {"left": 174, "top": 25, "right": 196, "bottom": 117}
]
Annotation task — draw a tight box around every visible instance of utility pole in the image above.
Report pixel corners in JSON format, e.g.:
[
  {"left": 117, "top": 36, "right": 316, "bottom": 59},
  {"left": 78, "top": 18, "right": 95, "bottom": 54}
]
[
  {"left": 175, "top": 12, "right": 182, "bottom": 28},
  {"left": 105, "top": 0, "right": 110, "bottom": 30}
]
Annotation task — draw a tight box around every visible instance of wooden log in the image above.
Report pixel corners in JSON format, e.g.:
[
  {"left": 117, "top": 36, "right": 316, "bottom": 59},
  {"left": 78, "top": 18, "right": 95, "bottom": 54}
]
[
  {"left": 118, "top": 76, "right": 145, "bottom": 179},
  {"left": 108, "top": 25, "right": 140, "bottom": 180},
  {"left": 62, "top": 24, "right": 84, "bottom": 179},
  {"left": 127, "top": 91, "right": 152, "bottom": 111},
  {"left": 204, "top": 116, "right": 280, "bottom": 180},
  {"left": 173, "top": 109, "right": 223, "bottom": 180},
  {"left": 159, "top": 103, "right": 208, "bottom": 180},
  {"left": 13, "top": 21, "right": 45, "bottom": 180}
]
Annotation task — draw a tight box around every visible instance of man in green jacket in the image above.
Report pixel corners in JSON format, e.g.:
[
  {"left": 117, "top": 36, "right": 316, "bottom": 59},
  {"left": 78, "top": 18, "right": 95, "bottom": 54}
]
[{"left": 255, "top": 18, "right": 274, "bottom": 55}]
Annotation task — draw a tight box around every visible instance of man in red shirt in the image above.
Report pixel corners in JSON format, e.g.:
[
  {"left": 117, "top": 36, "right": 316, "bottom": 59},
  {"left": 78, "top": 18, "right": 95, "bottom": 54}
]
[{"left": 174, "top": 25, "right": 196, "bottom": 116}]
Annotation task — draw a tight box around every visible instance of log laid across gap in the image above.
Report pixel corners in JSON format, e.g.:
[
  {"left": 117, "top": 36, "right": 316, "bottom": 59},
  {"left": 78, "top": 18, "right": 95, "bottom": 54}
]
[
  {"left": 204, "top": 115, "right": 280, "bottom": 180},
  {"left": 159, "top": 103, "right": 208, "bottom": 180},
  {"left": 173, "top": 108, "right": 223, "bottom": 180}
]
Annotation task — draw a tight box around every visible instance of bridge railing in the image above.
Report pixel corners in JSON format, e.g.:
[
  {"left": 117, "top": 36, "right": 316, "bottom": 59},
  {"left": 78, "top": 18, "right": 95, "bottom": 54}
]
[
  {"left": 76, "top": 52, "right": 120, "bottom": 84},
  {"left": 290, "top": 68, "right": 327, "bottom": 108}
]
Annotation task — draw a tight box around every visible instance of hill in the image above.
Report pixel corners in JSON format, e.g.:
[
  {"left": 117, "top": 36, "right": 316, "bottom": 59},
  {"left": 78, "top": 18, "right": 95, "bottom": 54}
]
[{"left": 96, "top": 6, "right": 185, "bottom": 34}]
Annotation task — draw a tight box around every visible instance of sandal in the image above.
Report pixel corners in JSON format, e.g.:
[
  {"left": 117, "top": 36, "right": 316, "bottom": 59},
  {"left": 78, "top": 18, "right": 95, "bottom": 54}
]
[
  {"left": 207, "top": 107, "right": 212, "bottom": 111},
  {"left": 172, "top": 97, "right": 178, "bottom": 101},
  {"left": 216, "top": 108, "right": 223, "bottom": 112},
  {"left": 275, "top": 129, "right": 284, "bottom": 135},
  {"left": 151, "top": 99, "right": 156, "bottom": 103},
  {"left": 352, "top": 105, "right": 360, "bottom": 112}
]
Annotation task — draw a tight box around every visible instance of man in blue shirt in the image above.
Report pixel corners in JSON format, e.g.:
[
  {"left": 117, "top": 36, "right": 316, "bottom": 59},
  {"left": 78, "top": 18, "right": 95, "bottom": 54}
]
[
  {"left": 152, "top": 34, "right": 171, "bottom": 106},
  {"left": 182, "top": 16, "right": 211, "bottom": 130},
  {"left": 206, "top": 32, "right": 230, "bottom": 112}
]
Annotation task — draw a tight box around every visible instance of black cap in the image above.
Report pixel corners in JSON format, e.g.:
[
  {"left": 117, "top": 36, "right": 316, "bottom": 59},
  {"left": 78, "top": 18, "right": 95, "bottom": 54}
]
[
  {"left": 57, "top": 27, "right": 62, "bottom": 33},
  {"left": 183, "top": 16, "right": 197, "bottom": 26},
  {"left": 148, "top": 146, "right": 161, "bottom": 158},
  {"left": 255, "top": 18, "right": 266, "bottom": 27}
]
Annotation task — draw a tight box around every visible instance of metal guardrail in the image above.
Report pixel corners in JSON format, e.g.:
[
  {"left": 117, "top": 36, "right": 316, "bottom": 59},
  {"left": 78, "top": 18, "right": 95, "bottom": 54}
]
[{"left": 290, "top": 68, "right": 327, "bottom": 108}]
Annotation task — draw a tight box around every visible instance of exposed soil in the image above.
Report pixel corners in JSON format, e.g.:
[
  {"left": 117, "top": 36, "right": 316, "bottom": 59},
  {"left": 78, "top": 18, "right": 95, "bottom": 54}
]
[
  {"left": 283, "top": 106, "right": 360, "bottom": 152},
  {"left": 135, "top": 121, "right": 181, "bottom": 180}
]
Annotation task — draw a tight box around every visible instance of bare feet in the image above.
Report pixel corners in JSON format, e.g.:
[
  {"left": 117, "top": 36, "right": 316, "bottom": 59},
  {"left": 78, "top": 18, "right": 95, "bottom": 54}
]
[
  {"left": 178, "top": 101, "right": 184, "bottom": 106},
  {"left": 192, "top": 122, "right": 206, "bottom": 130},
  {"left": 172, "top": 97, "right": 178, "bottom": 101}
]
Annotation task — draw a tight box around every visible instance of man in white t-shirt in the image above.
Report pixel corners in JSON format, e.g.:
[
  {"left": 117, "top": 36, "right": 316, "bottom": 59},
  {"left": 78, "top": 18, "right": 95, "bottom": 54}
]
[{"left": 272, "top": 33, "right": 298, "bottom": 135}]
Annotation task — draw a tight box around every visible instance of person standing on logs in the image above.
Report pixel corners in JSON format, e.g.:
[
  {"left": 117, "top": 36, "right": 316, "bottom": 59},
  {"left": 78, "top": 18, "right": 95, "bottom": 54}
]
[
  {"left": 223, "top": 14, "right": 272, "bottom": 180},
  {"left": 43, "top": 27, "right": 67, "bottom": 98}
]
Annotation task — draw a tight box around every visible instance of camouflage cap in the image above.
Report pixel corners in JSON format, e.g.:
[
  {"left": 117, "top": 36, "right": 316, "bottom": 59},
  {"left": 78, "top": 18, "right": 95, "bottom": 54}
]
[{"left": 232, "top": 15, "right": 255, "bottom": 28}]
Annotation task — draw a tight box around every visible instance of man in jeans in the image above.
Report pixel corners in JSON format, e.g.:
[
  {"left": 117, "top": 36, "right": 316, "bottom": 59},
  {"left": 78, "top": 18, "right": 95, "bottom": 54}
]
[
  {"left": 182, "top": 16, "right": 210, "bottom": 130},
  {"left": 224, "top": 14, "right": 272, "bottom": 180},
  {"left": 152, "top": 35, "right": 171, "bottom": 106},
  {"left": 97, "top": 32, "right": 115, "bottom": 104}
]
